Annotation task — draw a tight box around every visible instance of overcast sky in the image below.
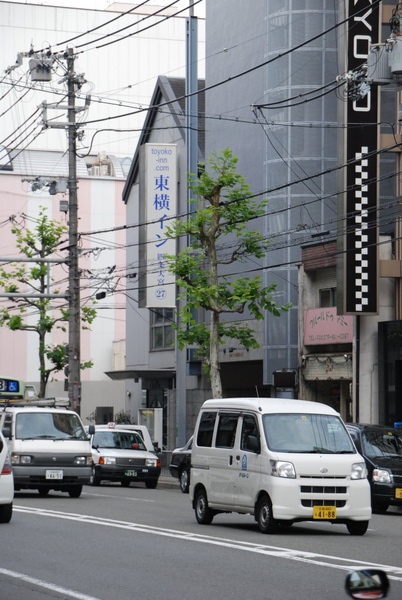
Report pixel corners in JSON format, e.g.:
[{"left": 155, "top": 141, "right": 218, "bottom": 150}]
[{"left": 4, "top": 0, "right": 205, "bottom": 15}]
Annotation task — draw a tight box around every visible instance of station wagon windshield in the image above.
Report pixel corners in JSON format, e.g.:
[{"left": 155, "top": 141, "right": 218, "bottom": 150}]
[
  {"left": 16, "top": 412, "right": 87, "bottom": 440},
  {"left": 92, "top": 431, "right": 146, "bottom": 450},
  {"left": 362, "top": 429, "right": 402, "bottom": 458},
  {"left": 263, "top": 413, "right": 355, "bottom": 454}
]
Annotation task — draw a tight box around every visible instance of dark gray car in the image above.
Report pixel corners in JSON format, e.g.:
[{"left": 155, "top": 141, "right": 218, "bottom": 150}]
[
  {"left": 169, "top": 436, "right": 192, "bottom": 493},
  {"left": 346, "top": 423, "right": 402, "bottom": 513}
]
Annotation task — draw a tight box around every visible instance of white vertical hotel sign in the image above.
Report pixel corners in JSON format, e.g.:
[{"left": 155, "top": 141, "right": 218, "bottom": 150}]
[{"left": 145, "top": 143, "right": 177, "bottom": 308}]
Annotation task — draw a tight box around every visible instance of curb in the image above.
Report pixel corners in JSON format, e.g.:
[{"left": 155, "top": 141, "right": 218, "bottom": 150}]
[{"left": 158, "top": 476, "right": 180, "bottom": 490}]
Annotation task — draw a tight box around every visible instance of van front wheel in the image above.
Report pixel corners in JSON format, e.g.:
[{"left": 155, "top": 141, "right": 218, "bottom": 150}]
[
  {"left": 346, "top": 520, "right": 369, "bottom": 536},
  {"left": 256, "top": 494, "right": 277, "bottom": 533},
  {"left": 195, "top": 488, "right": 214, "bottom": 525}
]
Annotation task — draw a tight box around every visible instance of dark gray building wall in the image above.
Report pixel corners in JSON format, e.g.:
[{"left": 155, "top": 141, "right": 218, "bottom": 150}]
[
  {"left": 205, "top": 0, "right": 266, "bottom": 186},
  {"left": 262, "top": 1, "right": 339, "bottom": 381},
  {"left": 205, "top": 2, "right": 342, "bottom": 385}
]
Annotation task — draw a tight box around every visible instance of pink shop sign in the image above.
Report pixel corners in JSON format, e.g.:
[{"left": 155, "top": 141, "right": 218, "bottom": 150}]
[{"left": 304, "top": 308, "right": 353, "bottom": 345}]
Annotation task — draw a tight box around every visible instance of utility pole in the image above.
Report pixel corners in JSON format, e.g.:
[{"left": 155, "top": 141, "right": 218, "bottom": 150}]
[
  {"left": 5, "top": 47, "right": 85, "bottom": 409},
  {"left": 66, "top": 48, "right": 81, "bottom": 415},
  {"left": 175, "top": 4, "right": 198, "bottom": 447}
]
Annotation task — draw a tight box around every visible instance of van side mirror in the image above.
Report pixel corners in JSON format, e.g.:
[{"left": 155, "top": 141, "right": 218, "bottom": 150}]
[
  {"left": 2, "top": 427, "right": 11, "bottom": 439},
  {"left": 153, "top": 442, "right": 161, "bottom": 453},
  {"left": 246, "top": 435, "right": 260, "bottom": 454},
  {"left": 345, "top": 569, "right": 389, "bottom": 598},
  {"left": 87, "top": 425, "right": 95, "bottom": 436}
]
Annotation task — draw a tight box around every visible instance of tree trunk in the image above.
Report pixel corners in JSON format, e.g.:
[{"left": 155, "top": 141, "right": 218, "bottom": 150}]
[
  {"left": 38, "top": 329, "right": 47, "bottom": 398},
  {"left": 209, "top": 311, "right": 222, "bottom": 398}
]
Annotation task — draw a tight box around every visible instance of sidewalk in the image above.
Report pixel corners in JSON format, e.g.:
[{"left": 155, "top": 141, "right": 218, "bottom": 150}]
[{"left": 158, "top": 468, "right": 180, "bottom": 490}]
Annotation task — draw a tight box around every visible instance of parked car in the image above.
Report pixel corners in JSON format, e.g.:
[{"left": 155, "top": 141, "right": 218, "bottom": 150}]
[
  {"left": 169, "top": 436, "right": 192, "bottom": 493},
  {"left": 346, "top": 423, "right": 402, "bottom": 513},
  {"left": 0, "top": 430, "right": 13, "bottom": 523},
  {"left": 89, "top": 424, "right": 161, "bottom": 489}
]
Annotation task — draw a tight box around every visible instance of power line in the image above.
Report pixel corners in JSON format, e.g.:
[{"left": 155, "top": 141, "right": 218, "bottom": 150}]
[{"left": 79, "top": 0, "right": 381, "bottom": 128}]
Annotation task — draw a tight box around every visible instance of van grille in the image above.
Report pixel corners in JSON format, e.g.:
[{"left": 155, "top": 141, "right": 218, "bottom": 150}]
[
  {"left": 301, "top": 500, "right": 347, "bottom": 508},
  {"left": 299, "top": 475, "right": 346, "bottom": 480},
  {"left": 301, "top": 486, "right": 347, "bottom": 494},
  {"left": 300, "top": 480, "right": 348, "bottom": 508}
]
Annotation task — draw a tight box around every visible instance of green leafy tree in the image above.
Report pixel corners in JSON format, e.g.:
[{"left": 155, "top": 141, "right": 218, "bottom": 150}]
[
  {"left": 0, "top": 208, "right": 96, "bottom": 398},
  {"left": 114, "top": 410, "right": 134, "bottom": 424},
  {"left": 166, "top": 149, "right": 292, "bottom": 398}
]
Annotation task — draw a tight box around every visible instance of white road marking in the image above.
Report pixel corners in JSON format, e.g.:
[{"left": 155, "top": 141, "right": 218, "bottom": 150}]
[
  {"left": 81, "top": 491, "right": 154, "bottom": 502},
  {"left": 14, "top": 505, "right": 402, "bottom": 581},
  {"left": 0, "top": 566, "right": 101, "bottom": 600}
]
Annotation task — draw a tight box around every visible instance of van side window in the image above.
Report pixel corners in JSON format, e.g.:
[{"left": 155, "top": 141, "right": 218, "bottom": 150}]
[
  {"left": 240, "top": 415, "right": 258, "bottom": 451},
  {"left": 197, "top": 412, "right": 216, "bottom": 447},
  {"left": 216, "top": 414, "right": 239, "bottom": 448}
]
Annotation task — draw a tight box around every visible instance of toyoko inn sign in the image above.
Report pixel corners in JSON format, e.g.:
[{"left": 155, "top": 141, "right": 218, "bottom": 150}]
[
  {"left": 144, "top": 144, "right": 177, "bottom": 308},
  {"left": 342, "top": 0, "right": 380, "bottom": 315}
]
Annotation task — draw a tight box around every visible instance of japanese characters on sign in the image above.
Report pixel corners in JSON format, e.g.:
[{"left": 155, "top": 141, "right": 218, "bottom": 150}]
[
  {"left": 304, "top": 308, "right": 354, "bottom": 345},
  {"left": 145, "top": 144, "right": 177, "bottom": 307},
  {"left": 343, "top": 0, "right": 380, "bottom": 314}
]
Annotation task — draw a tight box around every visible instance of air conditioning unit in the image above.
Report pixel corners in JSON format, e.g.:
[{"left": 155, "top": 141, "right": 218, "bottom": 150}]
[{"left": 100, "top": 163, "right": 111, "bottom": 176}]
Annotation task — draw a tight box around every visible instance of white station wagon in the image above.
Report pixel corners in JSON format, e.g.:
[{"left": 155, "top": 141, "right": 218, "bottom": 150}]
[{"left": 89, "top": 424, "right": 161, "bottom": 489}]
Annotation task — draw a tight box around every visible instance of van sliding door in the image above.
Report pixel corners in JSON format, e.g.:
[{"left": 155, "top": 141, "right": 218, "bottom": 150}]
[{"left": 209, "top": 412, "right": 240, "bottom": 507}]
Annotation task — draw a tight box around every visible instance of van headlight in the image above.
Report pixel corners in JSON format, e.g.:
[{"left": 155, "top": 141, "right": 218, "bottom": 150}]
[
  {"left": 351, "top": 462, "right": 367, "bottom": 480},
  {"left": 11, "top": 454, "right": 32, "bottom": 464},
  {"left": 372, "top": 468, "right": 392, "bottom": 484},
  {"left": 270, "top": 460, "right": 296, "bottom": 478},
  {"left": 74, "top": 456, "right": 92, "bottom": 465}
]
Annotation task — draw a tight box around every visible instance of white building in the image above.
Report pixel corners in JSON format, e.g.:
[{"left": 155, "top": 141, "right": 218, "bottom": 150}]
[{"left": 0, "top": 1, "right": 205, "bottom": 424}]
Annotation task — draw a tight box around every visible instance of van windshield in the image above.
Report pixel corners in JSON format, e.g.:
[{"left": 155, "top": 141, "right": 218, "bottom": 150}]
[
  {"left": 262, "top": 413, "right": 355, "bottom": 454},
  {"left": 16, "top": 412, "right": 87, "bottom": 440},
  {"left": 362, "top": 429, "right": 402, "bottom": 458}
]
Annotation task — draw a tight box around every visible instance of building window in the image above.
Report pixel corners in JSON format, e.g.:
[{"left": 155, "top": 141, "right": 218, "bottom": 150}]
[
  {"left": 320, "top": 288, "right": 337, "bottom": 307},
  {"left": 150, "top": 308, "right": 175, "bottom": 350}
]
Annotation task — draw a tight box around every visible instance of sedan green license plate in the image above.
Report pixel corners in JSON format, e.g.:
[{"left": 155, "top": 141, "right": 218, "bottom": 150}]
[
  {"left": 125, "top": 470, "right": 137, "bottom": 477},
  {"left": 313, "top": 506, "right": 336, "bottom": 519}
]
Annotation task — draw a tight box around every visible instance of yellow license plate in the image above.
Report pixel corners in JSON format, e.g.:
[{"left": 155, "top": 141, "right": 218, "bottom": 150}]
[
  {"left": 313, "top": 506, "right": 336, "bottom": 519},
  {"left": 395, "top": 488, "right": 402, "bottom": 499}
]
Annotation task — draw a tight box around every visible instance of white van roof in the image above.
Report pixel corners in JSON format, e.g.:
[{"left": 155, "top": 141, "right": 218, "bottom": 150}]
[{"left": 200, "top": 398, "right": 339, "bottom": 416}]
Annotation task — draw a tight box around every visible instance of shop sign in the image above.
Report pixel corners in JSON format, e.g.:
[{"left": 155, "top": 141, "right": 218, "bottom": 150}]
[{"left": 304, "top": 308, "right": 353, "bottom": 345}]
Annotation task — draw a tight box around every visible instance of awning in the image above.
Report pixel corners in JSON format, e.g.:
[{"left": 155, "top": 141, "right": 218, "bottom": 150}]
[
  {"left": 302, "top": 354, "right": 352, "bottom": 381},
  {"left": 105, "top": 369, "right": 175, "bottom": 381}
]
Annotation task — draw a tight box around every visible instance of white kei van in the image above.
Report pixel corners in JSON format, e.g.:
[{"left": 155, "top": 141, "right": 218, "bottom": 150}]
[{"left": 190, "top": 398, "right": 371, "bottom": 535}]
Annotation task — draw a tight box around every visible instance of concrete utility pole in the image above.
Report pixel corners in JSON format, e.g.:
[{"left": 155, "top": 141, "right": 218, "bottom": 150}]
[
  {"left": 5, "top": 48, "right": 85, "bottom": 409},
  {"left": 175, "top": 4, "right": 198, "bottom": 447},
  {"left": 66, "top": 48, "right": 81, "bottom": 415}
]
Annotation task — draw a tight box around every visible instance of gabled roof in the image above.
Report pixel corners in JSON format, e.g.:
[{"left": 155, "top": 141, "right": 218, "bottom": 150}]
[{"left": 122, "top": 75, "right": 205, "bottom": 203}]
